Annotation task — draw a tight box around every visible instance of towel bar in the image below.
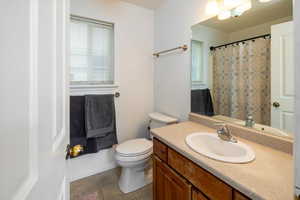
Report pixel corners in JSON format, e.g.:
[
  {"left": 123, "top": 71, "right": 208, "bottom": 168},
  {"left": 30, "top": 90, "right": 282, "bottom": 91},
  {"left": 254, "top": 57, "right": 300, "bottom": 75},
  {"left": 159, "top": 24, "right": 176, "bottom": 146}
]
[
  {"left": 115, "top": 92, "right": 120, "bottom": 98},
  {"left": 153, "top": 45, "right": 188, "bottom": 58}
]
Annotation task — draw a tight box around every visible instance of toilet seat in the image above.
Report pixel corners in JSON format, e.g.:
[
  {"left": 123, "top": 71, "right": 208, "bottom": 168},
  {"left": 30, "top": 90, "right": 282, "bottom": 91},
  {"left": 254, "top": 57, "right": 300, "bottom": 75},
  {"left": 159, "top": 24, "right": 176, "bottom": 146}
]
[
  {"left": 115, "top": 150, "right": 153, "bottom": 162},
  {"left": 116, "top": 138, "right": 153, "bottom": 157}
]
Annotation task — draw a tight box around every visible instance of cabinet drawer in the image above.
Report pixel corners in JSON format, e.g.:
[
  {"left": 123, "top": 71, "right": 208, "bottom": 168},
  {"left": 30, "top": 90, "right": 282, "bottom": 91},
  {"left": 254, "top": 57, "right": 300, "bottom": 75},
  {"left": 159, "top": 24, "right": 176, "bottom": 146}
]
[
  {"left": 234, "top": 190, "right": 251, "bottom": 200},
  {"left": 168, "top": 148, "right": 233, "bottom": 200},
  {"left": 153, "top": 138, "right": 168, "bottom": 162}
]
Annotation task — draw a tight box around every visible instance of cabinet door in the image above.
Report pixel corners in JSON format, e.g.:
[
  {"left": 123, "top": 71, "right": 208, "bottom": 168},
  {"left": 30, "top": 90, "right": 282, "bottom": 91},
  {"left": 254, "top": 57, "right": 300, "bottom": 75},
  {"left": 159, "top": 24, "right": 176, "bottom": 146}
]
[
  {"left": 192, "top": 188, "right": 209, "bottom": 200},
  {"left": 154, "top": 156, "right": 191, "bottom": 200},
  {"left": 233, "top": 190, "right": 251, "bottom": 200}
]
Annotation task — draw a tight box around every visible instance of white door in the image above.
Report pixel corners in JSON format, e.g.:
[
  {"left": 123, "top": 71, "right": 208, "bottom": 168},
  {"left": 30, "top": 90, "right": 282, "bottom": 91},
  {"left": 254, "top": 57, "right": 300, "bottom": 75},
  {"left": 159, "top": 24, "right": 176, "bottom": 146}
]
[
  {"left": 271, "top": 21, "right": 295, "bottom": 135},
  {"left": 0, "top": 1, "right": 69, "bottom": 200}
]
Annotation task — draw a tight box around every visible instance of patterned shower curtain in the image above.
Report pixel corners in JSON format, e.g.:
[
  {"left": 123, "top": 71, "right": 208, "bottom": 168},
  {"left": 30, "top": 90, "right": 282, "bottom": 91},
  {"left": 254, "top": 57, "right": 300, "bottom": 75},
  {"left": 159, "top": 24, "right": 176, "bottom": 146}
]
[{"left": 212, "top": 38, "right": 271, "bottom": 125}]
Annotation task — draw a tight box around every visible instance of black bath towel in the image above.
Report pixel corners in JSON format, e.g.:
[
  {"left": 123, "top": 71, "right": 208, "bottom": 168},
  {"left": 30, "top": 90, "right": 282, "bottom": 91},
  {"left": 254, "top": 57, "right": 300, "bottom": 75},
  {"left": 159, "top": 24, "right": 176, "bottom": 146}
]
[
  {"left": 85, "top": 95, "right": 115, "bottom": 138},
  {"left": 191, "top": 89, "right": 214, "bottom": 116},
  {"left": 85, "top": 94, "right": 118, "bottom": 153},
  {"left": 70, "top": 96, "right": 87, "bottom": 148},
  {"left": 86, "top": 130, "right": 118, "bottom": 154},
  {"left": 70, "top": 95, "right": 118, "bottom": 156}
]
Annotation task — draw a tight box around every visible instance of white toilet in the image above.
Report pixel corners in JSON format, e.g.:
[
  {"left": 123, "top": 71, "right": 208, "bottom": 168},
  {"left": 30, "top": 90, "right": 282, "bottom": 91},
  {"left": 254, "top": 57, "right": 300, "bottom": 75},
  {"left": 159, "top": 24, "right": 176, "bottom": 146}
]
[{"left": 115, "top": 112, "right": 178, "bottom": 193}]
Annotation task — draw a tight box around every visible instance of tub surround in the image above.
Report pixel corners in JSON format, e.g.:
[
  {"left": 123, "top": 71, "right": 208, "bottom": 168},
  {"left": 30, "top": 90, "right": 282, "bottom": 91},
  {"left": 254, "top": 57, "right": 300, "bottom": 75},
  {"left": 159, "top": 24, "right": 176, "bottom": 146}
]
[{"left": 151, "top": 117, "right": 293, "bottom": 200}]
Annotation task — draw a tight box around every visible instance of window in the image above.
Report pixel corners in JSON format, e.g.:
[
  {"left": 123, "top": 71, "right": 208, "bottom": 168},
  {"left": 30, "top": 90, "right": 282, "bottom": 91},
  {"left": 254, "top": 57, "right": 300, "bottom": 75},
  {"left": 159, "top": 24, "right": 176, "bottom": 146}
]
[
  {"left": 70, "top": 15, "right": 114, "bottom": 86},
  {"left": 191, "top": 40, "right": 204, "bottom": 86}
]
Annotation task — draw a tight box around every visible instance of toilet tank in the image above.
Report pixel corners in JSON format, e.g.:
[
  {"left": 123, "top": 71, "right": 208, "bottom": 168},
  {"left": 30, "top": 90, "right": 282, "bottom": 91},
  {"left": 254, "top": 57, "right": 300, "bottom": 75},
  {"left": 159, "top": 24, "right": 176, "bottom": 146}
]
[{"left": 148, "top": 112, "right": 178, "bottom": 129}]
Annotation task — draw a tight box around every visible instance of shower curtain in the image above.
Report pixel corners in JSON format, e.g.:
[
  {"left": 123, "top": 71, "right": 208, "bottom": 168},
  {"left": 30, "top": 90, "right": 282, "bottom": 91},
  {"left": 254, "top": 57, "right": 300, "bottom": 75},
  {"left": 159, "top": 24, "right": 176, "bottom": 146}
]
[{"left": 212, "top": 37, "right": 271, "bottom": 125}]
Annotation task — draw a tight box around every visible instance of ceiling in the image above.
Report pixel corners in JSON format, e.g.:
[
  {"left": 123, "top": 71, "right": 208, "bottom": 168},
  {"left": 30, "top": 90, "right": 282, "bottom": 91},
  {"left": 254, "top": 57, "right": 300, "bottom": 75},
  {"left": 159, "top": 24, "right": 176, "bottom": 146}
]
[
  {"left": 120, "top": 0, "right": 164, "bottom": 9},
  {"left": 194, "top": 0, "right": 293, "bottom": 32}
]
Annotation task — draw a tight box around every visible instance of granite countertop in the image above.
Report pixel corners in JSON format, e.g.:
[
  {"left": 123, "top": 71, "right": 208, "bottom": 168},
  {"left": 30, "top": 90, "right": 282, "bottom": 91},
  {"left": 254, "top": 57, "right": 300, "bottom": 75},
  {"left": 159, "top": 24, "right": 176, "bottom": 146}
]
[{"left": 151, "top": 121, "right": 294, "bottom": 200}]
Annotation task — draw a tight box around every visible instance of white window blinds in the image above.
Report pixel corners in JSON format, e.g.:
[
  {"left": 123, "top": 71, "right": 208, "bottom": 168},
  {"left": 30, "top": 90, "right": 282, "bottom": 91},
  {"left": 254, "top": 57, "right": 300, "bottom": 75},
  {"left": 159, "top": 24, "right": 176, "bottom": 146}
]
[{"left": 70, "top": 16, "right": 114, "bottom": 85}]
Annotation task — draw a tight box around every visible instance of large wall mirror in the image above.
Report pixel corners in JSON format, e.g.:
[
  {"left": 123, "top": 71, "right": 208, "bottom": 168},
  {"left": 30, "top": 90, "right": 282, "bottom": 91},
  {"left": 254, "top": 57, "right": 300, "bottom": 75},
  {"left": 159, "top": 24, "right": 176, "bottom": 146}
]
[{"left": 190, "top": 0, "right": 294, "bottom": 138}]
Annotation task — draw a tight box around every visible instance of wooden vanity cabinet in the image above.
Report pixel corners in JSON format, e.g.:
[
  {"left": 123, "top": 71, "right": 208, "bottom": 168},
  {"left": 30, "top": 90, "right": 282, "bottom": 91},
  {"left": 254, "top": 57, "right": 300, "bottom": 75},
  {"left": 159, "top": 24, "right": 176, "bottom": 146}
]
[{"left": 153, "top": 138, "right": 251, "bottom": 200}]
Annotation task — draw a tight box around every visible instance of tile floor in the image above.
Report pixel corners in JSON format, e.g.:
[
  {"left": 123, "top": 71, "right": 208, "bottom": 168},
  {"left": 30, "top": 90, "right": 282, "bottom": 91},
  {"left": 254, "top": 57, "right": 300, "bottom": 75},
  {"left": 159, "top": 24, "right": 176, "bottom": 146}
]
[{"left": 70, "top": 168, "right": 153, "bottom": 200}]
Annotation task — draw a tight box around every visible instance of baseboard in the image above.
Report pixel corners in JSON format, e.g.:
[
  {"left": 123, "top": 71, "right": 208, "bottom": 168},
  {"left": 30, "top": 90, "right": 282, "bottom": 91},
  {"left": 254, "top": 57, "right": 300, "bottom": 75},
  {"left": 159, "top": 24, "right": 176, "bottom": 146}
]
[{"left": 67, "top": 148, "right": 118, "bottom": 182}]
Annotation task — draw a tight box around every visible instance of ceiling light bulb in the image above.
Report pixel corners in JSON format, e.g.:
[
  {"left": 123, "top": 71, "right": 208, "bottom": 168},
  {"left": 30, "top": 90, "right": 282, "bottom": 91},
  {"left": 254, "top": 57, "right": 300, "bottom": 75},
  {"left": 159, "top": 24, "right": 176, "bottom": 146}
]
[
  {"left": 223, "top": 0, "right": 235, "bottom": 7},
  {"left": 259, "top": 0, "right": 273, "bottom": 2},
  {"left": 218, "top": 9, "right": 231, "bottom": 20},
  {"left": 206, "top": 0, "right": 219, "bottom": 15},
  {"left": 233, "top": 0, "right": 252, "bottom": 16}
]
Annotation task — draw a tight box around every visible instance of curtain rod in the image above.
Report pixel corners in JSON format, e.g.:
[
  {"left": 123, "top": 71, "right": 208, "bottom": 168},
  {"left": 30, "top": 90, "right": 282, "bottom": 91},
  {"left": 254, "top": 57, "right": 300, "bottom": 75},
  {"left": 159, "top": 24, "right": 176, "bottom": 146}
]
[{"left": 210, "top": 34, "right": 271, "bottom": 51}]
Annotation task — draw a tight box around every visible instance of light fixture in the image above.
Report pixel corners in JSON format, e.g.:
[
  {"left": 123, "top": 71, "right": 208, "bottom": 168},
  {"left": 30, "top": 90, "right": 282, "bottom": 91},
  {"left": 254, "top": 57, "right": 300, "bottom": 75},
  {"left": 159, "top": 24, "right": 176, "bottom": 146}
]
[
  {"left": 232, "top": 0, "right": 252, "bottom": 17},
  {"left": 259, "top": 0, "right": 273, "bottom": 2},
  {"left": 206, "top": 0, "right": 219, "bottom": 15},
  {"left": 218, "top": 9, "right": 231, "bottom": 20},
  {"left": 223, "top": 0, "right": 243, "bottom": 8},
  {"left": 206, "top": 0, "right": 255, "bottom": 21}
]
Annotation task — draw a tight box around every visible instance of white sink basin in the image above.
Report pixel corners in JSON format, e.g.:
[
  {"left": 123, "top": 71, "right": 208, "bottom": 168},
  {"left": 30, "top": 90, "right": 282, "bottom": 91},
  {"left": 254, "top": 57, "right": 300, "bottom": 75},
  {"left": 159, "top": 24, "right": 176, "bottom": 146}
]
[{"left": 185, "top": 132, "right": 255, "bottom": 163}]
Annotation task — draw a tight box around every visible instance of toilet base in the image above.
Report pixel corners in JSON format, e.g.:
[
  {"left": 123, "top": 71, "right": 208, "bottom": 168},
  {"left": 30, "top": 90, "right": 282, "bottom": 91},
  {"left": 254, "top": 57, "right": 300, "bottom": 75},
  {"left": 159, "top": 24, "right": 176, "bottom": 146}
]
[{"left": 118, "top": 161, "right": 152, "bottom": 193}]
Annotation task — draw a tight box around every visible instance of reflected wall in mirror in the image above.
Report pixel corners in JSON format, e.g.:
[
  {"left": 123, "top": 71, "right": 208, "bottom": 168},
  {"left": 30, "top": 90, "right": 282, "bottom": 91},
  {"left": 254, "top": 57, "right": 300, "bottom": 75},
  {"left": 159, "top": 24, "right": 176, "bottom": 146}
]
[{"left": 190, "top": 0, "right": 294, "bottom": 138}]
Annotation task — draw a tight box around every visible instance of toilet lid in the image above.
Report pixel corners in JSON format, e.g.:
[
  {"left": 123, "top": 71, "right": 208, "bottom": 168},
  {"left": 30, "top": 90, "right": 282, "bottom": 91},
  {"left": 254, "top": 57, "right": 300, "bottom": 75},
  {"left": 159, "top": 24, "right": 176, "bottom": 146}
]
[{"left": 116, "top": 138, "right": 153, "bottom": 157}]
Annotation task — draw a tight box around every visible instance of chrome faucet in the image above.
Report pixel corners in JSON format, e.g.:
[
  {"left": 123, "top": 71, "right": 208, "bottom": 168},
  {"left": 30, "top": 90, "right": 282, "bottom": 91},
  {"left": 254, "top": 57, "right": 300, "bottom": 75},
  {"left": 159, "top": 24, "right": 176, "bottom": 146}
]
[{"left": 215, "top": 123, "right": 237, "bottom": 143}]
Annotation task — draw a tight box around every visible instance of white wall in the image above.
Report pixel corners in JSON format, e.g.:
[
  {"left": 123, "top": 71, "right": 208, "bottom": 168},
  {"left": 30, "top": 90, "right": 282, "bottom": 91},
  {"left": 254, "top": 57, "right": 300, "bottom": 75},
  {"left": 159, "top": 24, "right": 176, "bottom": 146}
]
[
  {"left": 69, "top": 0, "right": 154, "bottom": 181},
  {"left": 229, "top": 16, "right": 293, "bottom": 42},
  {"left": 154, "top": 0, "right": 211, "bottom": 120}
]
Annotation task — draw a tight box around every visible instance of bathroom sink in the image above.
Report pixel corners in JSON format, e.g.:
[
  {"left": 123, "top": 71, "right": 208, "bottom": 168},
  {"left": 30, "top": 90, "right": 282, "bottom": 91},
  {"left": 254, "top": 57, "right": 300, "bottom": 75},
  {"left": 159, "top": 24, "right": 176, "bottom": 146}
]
[{"left": 185, "top": 132, "right": 255, "bottom": 163}]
